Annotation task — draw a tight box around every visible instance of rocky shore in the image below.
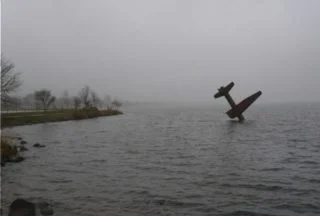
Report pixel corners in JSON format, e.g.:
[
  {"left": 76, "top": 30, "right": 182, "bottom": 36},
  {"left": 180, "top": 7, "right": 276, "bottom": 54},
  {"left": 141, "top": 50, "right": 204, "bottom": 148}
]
[
  {"left": 1, "top": 136, "right": 46, "bottom": 166},
  {"left": 1, "top": 131, "right": 53, "bottom": 216},
  {"left": 8, "top": 199, "right": 54, "bottom": 216}
]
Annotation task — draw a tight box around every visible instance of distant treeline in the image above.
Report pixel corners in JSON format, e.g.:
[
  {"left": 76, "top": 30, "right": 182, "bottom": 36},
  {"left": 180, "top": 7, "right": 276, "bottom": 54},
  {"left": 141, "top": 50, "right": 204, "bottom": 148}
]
[
  {"left": 1, "top": 56, "right": 132, "bottom": 111},
  {"left": 1, "top": 86, "right": 125, "bottom": 111}
]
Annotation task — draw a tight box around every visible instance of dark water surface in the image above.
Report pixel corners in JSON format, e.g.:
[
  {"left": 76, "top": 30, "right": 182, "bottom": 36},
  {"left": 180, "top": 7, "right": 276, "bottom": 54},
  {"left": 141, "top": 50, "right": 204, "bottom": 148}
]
[{"left": 2, "top": 103, "right": 320, "bottom": 215}]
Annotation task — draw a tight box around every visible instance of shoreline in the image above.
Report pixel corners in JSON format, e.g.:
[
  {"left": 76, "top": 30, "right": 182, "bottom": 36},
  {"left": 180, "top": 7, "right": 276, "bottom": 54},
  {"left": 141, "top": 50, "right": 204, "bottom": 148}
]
[{"left": 1, "top": 108, "right": 123, "bottom": 128}]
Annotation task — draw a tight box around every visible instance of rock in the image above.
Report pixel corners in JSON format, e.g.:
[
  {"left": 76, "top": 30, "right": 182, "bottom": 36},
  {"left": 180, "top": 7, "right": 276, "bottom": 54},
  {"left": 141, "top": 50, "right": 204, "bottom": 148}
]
[
  {"left": 20, "top": 146, "right": 28, "bottom": 152},
  {"left": 1, "top": 155, "right": 24, "bottom": 163},
  {"left": 17, "top": 137, "right": 23, "bottom": 141},
  {"left": 20, "top": 140, "right": 27, "bottom": 145},
  {"left": 40, "top": 207, "right": 54, "bottom": 216},
  {"left": 37, "top": 202, "right": 48, "bottom": 209},
  {"left": 9, "top": 156, "right": 25, "bottom": 163},
  {"left": 2, "top": 156, "right": 9, "bottom": 163},
  {"left": 9, "top": 198, "right": 35, "bottom": 216},
  {"left": 33, "top": 143, "right": 45, "bottom": 148},
  {"left": 37, "top": 202, "right": 54, "bottom": 216}
]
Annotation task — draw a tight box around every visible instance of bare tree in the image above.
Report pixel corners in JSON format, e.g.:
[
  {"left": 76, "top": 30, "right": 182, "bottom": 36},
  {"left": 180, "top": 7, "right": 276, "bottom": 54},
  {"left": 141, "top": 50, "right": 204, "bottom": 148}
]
[
  {"left": 1, "top": 57, "right": 22, "bottom": 103},
  {"left": 91, "top": 91, "right": 102, "bottom": 108},
  {"left": 73, "top": 96, "right": 81, "bottom": 109},
  {"left": 34, "top": 89, "right": 56, "bottom": 111},
  {"left": 78, "top": 85, "right": 91, "bottom": 108}
]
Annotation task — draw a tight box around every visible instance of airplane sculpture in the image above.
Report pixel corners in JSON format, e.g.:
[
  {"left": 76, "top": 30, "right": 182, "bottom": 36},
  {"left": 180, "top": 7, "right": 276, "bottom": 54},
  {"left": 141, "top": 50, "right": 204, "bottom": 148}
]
[{"left": 214, "top": 82, "right": 262, "bottom": 122}]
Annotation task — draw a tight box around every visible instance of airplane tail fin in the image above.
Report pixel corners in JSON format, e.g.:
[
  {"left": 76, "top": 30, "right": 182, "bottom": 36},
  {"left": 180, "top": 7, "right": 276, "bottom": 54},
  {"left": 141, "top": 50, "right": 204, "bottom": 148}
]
[{"left": 214, "top": 82, "right": 234, "bottom": 98}]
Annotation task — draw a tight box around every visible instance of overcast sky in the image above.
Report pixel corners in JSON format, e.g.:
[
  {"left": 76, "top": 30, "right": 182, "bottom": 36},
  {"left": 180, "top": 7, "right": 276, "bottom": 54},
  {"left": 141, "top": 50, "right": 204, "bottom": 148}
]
[{"left": 2, "top": 0, "right": 320, "bottom": 103}]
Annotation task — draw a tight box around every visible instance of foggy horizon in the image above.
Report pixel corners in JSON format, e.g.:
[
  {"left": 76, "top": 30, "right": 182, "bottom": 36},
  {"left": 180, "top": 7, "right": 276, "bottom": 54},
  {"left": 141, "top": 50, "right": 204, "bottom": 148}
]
[{"left": 2, "top": 0, "right": 320, "bottom": 104}]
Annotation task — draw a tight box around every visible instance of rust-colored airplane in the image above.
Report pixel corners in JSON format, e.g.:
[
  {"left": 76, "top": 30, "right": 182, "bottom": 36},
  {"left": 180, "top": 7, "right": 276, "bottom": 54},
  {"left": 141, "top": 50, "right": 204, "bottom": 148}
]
[{"left": 214, "top": 82, "right": 262, "bottom": 122}]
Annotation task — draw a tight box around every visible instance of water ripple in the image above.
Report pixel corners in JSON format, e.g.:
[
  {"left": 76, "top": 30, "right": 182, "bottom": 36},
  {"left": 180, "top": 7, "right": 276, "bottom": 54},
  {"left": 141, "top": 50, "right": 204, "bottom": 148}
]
[{"left": 2, "top": 103, "right": 320, "bottom": 215}]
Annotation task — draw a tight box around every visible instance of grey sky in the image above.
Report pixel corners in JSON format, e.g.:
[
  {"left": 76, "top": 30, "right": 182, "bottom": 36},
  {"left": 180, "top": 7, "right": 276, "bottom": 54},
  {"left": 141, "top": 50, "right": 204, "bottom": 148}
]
[{"left": 2, "top": 0, "right": 320, "bottom": 103}]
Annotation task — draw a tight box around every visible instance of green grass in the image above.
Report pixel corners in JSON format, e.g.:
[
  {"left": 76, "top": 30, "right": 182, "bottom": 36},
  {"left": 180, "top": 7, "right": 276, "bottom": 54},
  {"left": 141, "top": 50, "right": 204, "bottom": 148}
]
[
  {"left": 2, "top": 109, "right": 75, "bottom": 117},
  {"left": 1, "top": 108, "right": 123, "bottom": 128}
]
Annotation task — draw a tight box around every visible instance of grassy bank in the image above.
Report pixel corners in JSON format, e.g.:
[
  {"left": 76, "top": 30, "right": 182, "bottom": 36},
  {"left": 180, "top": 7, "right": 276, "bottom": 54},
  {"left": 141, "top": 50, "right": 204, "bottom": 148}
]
[{"left": 1, "top": 108, "right": 123, "bottom": 128}]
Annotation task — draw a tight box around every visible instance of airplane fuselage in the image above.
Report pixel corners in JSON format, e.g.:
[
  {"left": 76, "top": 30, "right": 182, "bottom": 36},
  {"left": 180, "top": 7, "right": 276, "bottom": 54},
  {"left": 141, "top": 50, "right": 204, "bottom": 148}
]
[
  {"left": 224, "top": 93, "right": 245, "bottom": 122},
  {"left": 213, "top": 82, "right": 261, "bottom": 122}
]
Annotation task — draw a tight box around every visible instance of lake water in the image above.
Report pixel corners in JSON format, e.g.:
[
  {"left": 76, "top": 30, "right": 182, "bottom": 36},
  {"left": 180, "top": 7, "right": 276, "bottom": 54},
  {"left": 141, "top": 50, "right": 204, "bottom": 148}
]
[{"left": 1, "top": 103, "right": 320, "bottom": 216}]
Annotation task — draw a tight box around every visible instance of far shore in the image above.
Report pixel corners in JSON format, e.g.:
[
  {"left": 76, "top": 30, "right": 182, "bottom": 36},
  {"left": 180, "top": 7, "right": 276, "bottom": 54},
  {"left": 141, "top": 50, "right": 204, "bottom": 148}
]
[{"left": 1, "top": 108, "right": 123, "bottom": 128}]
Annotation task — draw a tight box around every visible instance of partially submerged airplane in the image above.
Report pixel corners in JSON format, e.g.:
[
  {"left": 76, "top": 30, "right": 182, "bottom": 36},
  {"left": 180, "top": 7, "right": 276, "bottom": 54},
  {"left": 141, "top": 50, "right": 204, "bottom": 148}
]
[{"left": 214, "top": 82, "right": 262, "bottom": 122}]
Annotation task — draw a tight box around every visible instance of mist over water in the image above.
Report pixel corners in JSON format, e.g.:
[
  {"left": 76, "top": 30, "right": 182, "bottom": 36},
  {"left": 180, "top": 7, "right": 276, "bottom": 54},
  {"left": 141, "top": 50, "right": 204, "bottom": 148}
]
[
  {"left": 3, "top": 0, "right": 320, "bottom": 103},
  {"left": 2, "top": 102, "right": 320, "bottom": 215}
]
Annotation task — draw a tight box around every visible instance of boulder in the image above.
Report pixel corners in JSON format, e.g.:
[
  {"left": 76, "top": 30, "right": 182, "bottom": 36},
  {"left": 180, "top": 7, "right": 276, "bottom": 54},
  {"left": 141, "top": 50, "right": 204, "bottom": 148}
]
[
  {"left": 20, "top": 141, "right": 27, "bottom": 145},
  {"left": 37, "top": 202, "right": 54, "bottom": 216},
  {"left": 1, "top": 155, "right": 24, "bottom": 163},
  {"left": 8, "top": 198, "right": 35, "bottom": 216},
  {"left": 9, "top": 156, "right": 25, "bottom": 163},
  {"left": 1, "top": 156, "right": 10, "bottom": 163},
  {"left": 33, "top": 143, "right": 45, "bottom": 148},
  {"left": 20, "top": 146, "right": 28, "bottom": 152}
]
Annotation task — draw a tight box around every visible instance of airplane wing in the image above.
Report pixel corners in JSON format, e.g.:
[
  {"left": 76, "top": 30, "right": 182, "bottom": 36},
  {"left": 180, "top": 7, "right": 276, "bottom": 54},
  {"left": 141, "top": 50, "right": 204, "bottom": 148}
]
[
  {"left": 214, "top": 82, "right": 234, "bottom": 98},
  {"left": 226, "top": 91, "right": 262, "bottom": 118}
]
